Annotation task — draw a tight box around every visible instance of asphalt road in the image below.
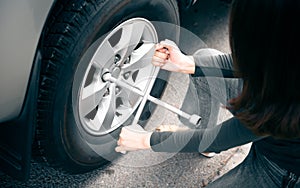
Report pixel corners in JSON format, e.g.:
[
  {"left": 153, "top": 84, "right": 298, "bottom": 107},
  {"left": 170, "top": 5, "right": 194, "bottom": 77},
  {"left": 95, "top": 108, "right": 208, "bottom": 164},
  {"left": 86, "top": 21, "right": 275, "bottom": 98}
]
[{"left": 0, "top": 0, "right": 251, "bottom": 187}]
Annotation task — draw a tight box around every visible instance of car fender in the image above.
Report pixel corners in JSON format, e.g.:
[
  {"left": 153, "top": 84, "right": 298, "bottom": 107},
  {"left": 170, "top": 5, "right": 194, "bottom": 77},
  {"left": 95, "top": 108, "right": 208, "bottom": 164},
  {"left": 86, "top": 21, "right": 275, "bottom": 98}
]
[
  {"left": 0, "top": 0, "right": 55, "bottom": 181},
  {"left": 0, "top": 0, "right": 55, "bottom": 122}
]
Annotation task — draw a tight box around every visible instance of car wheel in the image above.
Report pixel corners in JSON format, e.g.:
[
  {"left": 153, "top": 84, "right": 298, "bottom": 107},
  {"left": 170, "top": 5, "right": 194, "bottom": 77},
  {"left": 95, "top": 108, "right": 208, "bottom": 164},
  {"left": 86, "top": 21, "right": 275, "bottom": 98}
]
[{"left": 35, "top": 0, "right": 179, "bottom": 173}]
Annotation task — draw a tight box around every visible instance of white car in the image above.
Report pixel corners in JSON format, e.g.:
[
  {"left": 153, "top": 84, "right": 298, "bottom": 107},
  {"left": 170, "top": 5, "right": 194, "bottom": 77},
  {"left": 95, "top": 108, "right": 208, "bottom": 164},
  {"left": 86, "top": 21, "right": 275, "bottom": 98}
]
[{"left": 0, "top": 0, "right": 199, "bottom": 181}]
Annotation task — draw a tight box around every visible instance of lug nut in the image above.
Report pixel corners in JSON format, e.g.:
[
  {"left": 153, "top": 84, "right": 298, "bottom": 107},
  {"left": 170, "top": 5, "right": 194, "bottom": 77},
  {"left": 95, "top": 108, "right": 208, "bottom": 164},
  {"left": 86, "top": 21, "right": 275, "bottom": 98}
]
[
  {"left": 115, "top": 86, "right": 120, "bottom": 94},
  {"left": 114, "top": 54, "right": 121, "bottom": 64},
  {"left": 123, "top": 72, "right": 131, "bottom": 80},
  {"left": 124, "top": 56, "right": 130, "bottom": 64},
  {"left": 103, "top": 88, "right": 110, "bottom": 97},
  {"left": 102, "top": 72, "right": 112, "bottom": 82}
]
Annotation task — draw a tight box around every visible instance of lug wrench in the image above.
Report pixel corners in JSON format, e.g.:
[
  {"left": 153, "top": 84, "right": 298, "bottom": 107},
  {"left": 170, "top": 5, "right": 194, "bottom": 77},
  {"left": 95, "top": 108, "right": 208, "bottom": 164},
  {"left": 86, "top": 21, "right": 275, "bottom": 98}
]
[{"left": 102, "top": 72, "right": 202, "bottom": 127}]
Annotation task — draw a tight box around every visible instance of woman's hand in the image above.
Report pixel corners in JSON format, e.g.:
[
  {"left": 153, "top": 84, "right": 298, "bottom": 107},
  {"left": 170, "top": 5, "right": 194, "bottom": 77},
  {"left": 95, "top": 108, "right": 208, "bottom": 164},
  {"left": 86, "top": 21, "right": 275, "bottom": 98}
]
[
  {"left": 115, "top": 127, "right": 152, "bottom": 153},
  {"left": 152, "top": 39, "right": 196, "bottom": 74}
]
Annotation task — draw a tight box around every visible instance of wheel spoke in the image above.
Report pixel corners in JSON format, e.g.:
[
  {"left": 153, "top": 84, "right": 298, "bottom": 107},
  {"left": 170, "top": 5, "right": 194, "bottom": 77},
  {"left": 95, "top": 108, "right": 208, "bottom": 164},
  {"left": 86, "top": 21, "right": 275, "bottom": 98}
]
[
  {"left": 116, "top": 88, "right": 132, "bottom": 103},
  {"left": 119, "top": 76, "right": 146, "bottom": 97},
  {"left": 93, "top": 40, "right": 115, "bottom": 68},
  {"left": 116, "top": 90, "right": 134, "bottom": 115},
  {"left": 80, "top": 82, "right": 108, "bottom": 117},
  {"left": 94, "top": 83, "right": 116, "bottom": 131},
  {"left": 122, "top": 42, "right": 156, "bottom": 72},
  {"left": 115, "top": 22, "right": 145, "bottom": 60},
  {"left": 116, "top": 105, "right": 131, "bottom": 115}
]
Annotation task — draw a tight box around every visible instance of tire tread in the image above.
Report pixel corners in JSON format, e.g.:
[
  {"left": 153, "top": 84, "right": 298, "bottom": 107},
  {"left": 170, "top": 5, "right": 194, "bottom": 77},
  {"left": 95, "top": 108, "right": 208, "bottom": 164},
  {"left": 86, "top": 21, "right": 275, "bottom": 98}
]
[{"left": 34, "top": 0, "right": 102, "bottom": 168}]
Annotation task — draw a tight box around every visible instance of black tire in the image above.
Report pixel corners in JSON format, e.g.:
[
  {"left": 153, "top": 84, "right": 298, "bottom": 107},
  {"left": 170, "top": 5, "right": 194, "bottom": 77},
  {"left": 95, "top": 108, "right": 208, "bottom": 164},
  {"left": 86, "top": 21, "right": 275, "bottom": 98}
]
[{"left": 35, "top": 0, "right": 179, "bottom": 173}]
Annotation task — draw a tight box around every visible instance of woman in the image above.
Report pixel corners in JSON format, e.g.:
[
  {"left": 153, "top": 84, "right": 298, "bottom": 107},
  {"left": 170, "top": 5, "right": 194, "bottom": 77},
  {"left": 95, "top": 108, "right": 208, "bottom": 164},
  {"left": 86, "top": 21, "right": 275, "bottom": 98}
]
[{"left": 115, "top": 0, "right": 300, "bottom": 187}]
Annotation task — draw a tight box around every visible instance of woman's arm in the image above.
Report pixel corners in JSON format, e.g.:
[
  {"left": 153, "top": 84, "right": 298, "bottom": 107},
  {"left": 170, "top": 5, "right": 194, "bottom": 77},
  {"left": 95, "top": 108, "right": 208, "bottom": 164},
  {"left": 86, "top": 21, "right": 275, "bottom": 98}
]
[
  {"left": 192, "top": 53, "right": 238, "bottom": 78},
  {"left": 116, "top": 117, "right": 263, "bottom": 153},
  {"left": 150, "top": 117, "right": 261, "bottom": 153},
  {"left": 152, "top": 39, "right": 238, "bottom": 77}
]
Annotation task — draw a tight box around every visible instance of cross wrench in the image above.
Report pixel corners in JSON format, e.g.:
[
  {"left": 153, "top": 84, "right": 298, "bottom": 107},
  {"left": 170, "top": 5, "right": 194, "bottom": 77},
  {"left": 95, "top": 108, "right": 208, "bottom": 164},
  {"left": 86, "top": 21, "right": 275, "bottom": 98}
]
[{"left": 102, "top": 72, "right": 202, "bottom": 127}]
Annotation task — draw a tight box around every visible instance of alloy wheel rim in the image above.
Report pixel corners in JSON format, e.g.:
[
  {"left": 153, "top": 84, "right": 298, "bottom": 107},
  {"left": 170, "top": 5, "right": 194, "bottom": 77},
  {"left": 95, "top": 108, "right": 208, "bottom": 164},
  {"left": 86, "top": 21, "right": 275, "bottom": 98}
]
[{"left": 78, "top": 18, "right": 158, "bottom": 135}]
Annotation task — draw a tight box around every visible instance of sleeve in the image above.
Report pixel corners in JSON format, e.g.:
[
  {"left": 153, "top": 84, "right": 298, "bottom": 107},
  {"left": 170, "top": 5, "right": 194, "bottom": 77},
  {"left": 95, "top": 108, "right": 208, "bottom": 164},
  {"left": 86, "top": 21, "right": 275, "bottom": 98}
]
[
  {"left": 192, "top": 53, "right": 239, "bottom": 78},
  {"left": 150, "top": 117, "right": 263, "bottom": 153}
]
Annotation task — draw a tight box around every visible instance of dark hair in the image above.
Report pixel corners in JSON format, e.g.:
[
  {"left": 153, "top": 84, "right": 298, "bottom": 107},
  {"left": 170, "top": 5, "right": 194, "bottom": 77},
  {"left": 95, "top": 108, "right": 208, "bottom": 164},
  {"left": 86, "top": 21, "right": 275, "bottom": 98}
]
[{"left": 229, "top": 0, "right": 300, "bottom": 138}]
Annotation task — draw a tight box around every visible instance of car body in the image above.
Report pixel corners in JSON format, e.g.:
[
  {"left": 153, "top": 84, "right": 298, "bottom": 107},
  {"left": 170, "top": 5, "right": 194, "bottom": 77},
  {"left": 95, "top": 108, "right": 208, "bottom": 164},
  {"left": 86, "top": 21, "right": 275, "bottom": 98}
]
[{"left": 0, "top": 0, "right": 197, "bottom": 181}]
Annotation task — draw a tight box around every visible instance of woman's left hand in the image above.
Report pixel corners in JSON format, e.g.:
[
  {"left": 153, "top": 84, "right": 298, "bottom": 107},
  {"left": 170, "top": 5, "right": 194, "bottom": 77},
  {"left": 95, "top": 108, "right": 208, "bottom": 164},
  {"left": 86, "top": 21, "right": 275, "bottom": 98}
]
[{"left": 115, "top": 127, "right": 152, "bottom": 153}]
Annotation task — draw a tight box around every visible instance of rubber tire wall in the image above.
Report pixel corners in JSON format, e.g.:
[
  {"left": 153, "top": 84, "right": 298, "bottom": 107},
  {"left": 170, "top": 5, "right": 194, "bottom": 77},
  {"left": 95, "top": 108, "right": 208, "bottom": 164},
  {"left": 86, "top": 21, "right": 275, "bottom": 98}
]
[{"left": 35, "top": 0, "right": 179, "bottom": 173}]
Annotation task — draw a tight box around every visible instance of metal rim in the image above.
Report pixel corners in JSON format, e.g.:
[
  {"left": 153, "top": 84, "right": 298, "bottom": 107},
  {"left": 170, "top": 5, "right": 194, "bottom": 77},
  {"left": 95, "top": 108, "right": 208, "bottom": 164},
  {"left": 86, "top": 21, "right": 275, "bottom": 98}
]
[{"left": 77, "top": 18, "right": 158, "bottom": 135}]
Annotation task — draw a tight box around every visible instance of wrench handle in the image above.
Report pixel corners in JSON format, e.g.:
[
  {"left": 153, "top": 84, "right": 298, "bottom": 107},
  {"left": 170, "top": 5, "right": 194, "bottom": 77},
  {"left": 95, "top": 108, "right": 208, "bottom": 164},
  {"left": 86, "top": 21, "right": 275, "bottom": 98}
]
[
  {"left": 147, "top": 95, "right": 191, "bottom": 120},
  {"left": 103, "top": 72, "right": 201, "bottom": 126}
]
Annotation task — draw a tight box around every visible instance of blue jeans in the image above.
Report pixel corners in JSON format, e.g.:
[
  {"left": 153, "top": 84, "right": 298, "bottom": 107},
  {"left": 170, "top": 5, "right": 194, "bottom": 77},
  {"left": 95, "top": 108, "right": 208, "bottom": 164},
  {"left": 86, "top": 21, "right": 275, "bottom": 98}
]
[
  {"left": 207, "top": 145, "right": 300, "bottom": 188},
  {"left": 180, "top": 49, "right": 300, "bottom": 188}
]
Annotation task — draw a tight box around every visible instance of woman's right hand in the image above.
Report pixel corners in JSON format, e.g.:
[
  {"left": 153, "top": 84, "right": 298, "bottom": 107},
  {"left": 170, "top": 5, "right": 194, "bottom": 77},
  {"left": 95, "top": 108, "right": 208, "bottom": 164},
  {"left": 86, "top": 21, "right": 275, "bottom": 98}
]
[{"left": 152, "top": 39, "right": 196, "bottom": 74}]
